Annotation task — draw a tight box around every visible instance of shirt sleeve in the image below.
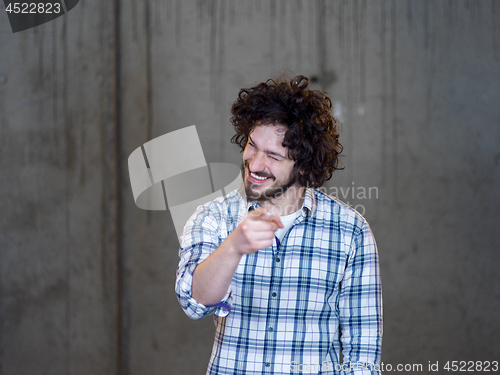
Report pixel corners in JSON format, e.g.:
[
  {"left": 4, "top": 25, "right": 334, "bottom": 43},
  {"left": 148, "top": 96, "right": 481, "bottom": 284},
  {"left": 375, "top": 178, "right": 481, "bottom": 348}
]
[
  {"left": 175, "top": 204, "right": 233, "bottom": 320},
  {"left": 338, "top": 219, "right": 383, "bottom": 375}
]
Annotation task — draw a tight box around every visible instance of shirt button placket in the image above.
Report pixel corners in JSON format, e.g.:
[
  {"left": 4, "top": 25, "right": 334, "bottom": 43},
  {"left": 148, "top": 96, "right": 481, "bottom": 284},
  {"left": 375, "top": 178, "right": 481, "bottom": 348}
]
[{"left": 263, "top": 248, "right": 282, "bottom": 374}]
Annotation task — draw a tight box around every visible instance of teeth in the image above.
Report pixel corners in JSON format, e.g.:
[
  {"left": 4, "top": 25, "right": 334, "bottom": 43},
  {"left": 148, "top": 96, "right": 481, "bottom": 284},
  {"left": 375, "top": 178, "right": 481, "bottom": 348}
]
[{"left": 250, "top": 172, "right": 269, "bottom": 181}]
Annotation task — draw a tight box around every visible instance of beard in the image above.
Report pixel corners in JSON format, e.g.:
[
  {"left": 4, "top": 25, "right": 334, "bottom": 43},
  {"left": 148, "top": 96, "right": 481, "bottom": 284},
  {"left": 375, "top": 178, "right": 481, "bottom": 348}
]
[{"left": 242, "top": 160, "right": 297, "bottom": 203}]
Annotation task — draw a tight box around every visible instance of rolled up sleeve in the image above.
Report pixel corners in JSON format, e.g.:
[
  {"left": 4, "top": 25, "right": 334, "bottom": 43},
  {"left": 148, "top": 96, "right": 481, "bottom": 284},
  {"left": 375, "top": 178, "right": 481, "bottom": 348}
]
[
  {"left": 175, "top": 204, "right": 234, "bottom": 320},
  {"left": 176, "top": 243, "right": 233, "bottom": 319}
]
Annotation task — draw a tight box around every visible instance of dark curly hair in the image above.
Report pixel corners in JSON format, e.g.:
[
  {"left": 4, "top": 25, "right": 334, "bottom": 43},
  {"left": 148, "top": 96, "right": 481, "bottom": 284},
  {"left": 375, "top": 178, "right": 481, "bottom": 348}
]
[{"left": 230, "top": 75, "right": 343, "bottom": 188}]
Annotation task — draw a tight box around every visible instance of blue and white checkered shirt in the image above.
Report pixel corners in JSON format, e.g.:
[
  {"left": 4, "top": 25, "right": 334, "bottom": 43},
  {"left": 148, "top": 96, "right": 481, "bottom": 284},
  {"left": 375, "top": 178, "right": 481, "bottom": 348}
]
[{"left": 176, "top": 188, "right": 382, "bottom": 375}]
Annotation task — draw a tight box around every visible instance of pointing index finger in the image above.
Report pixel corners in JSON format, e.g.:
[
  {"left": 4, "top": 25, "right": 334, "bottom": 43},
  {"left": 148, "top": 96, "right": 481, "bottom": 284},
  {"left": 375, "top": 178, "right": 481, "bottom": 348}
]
[
  {"left": 248, "top": 208, "right": 284, "bottom": 229},
  {"left": 260, "top": 212, "right": 284, "bottom": 229}
]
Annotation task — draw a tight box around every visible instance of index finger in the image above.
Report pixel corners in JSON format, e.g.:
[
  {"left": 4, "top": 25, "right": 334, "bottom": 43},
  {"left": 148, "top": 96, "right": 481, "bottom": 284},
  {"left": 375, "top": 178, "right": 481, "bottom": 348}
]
[
  {"left": 260, "top": 213, "right": 284, "bottom": 228},
  {"left": 247, "top": 207, "right": 268, "bottom": 219}
]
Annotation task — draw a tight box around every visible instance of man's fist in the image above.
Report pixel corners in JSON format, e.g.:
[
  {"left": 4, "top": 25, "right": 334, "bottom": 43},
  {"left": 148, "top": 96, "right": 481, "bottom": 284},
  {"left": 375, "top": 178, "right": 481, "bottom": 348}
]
[{"left": 230, "top": 208, "right": 284, "bottom": 255}]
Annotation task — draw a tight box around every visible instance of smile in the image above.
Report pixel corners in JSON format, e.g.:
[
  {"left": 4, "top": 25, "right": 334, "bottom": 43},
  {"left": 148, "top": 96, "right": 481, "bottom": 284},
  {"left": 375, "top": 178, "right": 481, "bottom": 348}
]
[
  {"left": 250, "top": 172, "right": 269, "bottom": 180},
  {"left": 248, "top": 170, "right": 273, "bottom": 183}
]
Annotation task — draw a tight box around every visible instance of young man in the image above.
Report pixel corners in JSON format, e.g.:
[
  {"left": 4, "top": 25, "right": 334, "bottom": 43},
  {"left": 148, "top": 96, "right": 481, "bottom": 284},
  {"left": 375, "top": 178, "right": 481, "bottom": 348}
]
[{"left": 176, "top": 76, "right": 382, "bottom": 374}]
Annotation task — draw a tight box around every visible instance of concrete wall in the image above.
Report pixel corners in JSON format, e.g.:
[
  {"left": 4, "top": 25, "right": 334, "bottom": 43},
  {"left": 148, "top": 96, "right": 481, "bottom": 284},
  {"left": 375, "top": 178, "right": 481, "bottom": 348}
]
[{"left": 1, "top": 1, "right": 499, "bottom": 374}]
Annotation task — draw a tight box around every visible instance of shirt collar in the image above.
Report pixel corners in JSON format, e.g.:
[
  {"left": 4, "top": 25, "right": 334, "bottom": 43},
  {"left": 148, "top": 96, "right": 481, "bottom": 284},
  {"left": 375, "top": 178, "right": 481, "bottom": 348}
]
[{"left": 302, "top": 188, "right": 316, "bottom": 217}]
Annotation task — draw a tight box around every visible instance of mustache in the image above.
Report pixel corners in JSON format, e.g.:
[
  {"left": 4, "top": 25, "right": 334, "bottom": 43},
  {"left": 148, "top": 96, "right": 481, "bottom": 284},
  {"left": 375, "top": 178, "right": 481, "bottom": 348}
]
[{"left": 243, "top": 161, "right": 275, "bottom": 179}]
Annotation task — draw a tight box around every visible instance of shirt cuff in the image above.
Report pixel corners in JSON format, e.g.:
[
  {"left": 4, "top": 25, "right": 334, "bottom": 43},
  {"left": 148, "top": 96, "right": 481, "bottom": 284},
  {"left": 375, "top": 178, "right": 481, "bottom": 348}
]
[
  {"left": 177, "top": 269, "right": 233, "bottom": 319},
  {"left": 206, "top": 287, "right": 233, "bottom": 317}
]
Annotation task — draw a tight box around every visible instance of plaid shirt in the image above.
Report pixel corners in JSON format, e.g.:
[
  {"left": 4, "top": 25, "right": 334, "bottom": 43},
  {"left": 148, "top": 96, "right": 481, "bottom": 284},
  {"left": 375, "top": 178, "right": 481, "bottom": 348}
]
[{"left": 176, "top": 188, "right": 382, "bottom": 375}]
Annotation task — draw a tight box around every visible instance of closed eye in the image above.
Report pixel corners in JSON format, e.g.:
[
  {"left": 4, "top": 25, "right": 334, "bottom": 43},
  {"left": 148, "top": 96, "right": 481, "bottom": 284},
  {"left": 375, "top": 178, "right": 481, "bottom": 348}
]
[{"left": 248, "top": 137, "right": 286, "bottom": 160}]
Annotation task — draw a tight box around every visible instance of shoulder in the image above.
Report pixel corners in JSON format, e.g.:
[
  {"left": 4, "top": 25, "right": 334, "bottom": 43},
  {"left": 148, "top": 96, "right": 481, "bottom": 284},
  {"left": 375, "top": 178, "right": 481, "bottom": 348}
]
[
  {"left": 180, "top": 189, "right": 246, "bottom": 244},
  {"left": 312, "top": 188, "right": 370, "bottom": 232},
  {"left": 312, "top": 189, "right": 377, "bottom": 256},
  {"left": 196, "top": 188, "right": 244, "bottom": 220}
]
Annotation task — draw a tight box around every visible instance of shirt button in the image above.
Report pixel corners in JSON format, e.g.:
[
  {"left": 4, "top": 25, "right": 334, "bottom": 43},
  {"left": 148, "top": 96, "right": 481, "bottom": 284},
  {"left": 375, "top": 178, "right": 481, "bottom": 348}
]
[
  {"left": 272, "top": 292, "right": 277, "bottom": 297},
  {"left": 275, "top": 257, "right": 280, "bottom": 262},
  {"left": 268, "top": 327, "right": 274, "bottom": 332},
  {"left": 265, "top": 362, "right": 270, "bottom": 367}
]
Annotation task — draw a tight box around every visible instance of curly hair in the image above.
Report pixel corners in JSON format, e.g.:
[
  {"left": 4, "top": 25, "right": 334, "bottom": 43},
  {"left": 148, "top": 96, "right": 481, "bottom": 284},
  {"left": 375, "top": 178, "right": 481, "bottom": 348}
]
[{"left": 230, "top": 75, "right": 344, "bottom": 188}]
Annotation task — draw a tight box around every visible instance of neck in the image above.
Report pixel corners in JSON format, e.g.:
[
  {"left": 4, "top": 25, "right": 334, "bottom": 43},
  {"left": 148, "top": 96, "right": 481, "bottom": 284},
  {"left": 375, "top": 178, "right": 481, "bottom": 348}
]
[{"left": 260, "top": 185, "right": 305, "bottom": 216}]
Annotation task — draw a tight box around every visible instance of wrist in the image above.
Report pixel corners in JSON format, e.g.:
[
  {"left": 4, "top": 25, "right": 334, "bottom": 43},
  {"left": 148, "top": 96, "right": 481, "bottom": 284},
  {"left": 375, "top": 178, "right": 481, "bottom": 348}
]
[
  {"left": 224, "top": 229, "right": 247, "bottom": 258},
  {"left": 221, "top": 225, "right": 244, "bottom": 256}
]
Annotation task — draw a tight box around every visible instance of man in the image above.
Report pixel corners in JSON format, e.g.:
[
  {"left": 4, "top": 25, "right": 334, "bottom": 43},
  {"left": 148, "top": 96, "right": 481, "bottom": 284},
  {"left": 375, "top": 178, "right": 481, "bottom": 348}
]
[{"left": 176, "top": 75, "right": 382, "bottom": 374}]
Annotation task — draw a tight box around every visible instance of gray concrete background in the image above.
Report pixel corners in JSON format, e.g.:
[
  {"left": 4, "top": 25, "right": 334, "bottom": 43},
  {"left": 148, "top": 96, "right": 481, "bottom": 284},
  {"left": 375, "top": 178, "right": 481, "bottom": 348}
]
[{"left": 1, "top": 1, "right": 499, "bottom": 374}]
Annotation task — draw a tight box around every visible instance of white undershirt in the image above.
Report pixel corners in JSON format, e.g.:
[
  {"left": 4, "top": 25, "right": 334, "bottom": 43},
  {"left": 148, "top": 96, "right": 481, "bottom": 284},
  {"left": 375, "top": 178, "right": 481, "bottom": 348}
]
[{"left": 272, "top": 209, "right": 302, "bottom": 242}]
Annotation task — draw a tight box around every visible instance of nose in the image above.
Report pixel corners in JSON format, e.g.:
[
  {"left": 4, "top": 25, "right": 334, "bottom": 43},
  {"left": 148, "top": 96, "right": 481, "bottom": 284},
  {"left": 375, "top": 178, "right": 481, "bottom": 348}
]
[{"left": 249, "top": 151, "right": 267, "bottom": 172}]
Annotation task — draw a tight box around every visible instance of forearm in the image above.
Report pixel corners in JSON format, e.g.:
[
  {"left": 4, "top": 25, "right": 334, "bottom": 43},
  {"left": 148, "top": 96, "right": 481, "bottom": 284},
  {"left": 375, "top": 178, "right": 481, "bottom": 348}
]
[
  {"left": 192, "top": 233, "right": 243, "bottom": 306},
  {"left": 190, "top": 208, "right": 280, "bottom": 306}
]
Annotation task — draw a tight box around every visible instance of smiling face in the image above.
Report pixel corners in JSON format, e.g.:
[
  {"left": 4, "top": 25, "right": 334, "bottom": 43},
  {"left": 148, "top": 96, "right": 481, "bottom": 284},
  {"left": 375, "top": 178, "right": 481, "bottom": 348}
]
[{"left": 242, "top": 123, "right": 299, "bottom": 207}]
